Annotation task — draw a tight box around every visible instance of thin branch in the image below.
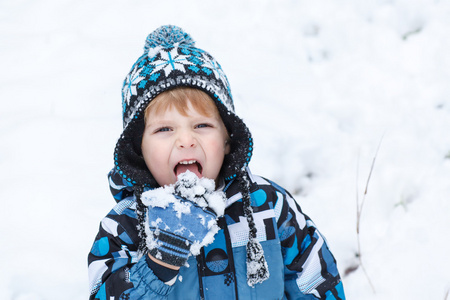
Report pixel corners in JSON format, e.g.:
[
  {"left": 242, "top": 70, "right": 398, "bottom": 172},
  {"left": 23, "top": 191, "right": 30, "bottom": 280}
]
[
  {"left": 356, "top": 151, "right": 360, "bottom": 235},
  {"left": 358, "top": 136, "right": 384, "bottom": 225},
  {"left": 355, "top": 135, "right": 384, "bottom": 294}
]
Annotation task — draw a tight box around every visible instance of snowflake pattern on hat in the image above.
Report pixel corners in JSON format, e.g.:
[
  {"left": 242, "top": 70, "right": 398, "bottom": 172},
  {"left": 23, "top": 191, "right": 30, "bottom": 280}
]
[{"left": 121, "top": 25, "right": 234, "bottom": 128}]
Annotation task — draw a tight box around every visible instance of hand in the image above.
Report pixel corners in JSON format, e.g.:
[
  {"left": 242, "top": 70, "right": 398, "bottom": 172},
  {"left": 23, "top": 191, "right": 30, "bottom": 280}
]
[{"left": 141, "top": 171, "right": 226, "bottom": 267}]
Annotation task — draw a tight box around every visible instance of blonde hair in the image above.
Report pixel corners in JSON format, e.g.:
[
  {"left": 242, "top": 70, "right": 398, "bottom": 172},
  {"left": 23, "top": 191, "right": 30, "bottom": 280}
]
[{"left": 144, "top": 87, "right": 220, "bottom": 123}]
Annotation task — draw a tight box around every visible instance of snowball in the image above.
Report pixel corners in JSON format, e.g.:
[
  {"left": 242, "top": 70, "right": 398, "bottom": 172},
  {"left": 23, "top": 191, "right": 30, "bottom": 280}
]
[
  {"left": 204, "top": 191, "right": 226, "bottom": 217},
  {"left": 141, "top": 185, "right": 176, "bottom": 208},
  {"left": 143, "top": 170, "right": 226, "bottom": 216},
  {"left": 175, "top": 171, "right": 227, "bottom": 216}
]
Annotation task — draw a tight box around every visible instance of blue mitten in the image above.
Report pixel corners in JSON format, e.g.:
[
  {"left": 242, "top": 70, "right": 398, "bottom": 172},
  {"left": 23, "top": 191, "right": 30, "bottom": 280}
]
[{"left": 141, "top": 171, "right": 226, "bottom": 267}]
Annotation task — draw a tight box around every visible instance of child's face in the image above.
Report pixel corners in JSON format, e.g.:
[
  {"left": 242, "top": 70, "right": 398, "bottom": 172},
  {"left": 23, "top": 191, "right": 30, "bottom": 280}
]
[{"left": 141, "top": 99, "right": 230, "bottom": 187}]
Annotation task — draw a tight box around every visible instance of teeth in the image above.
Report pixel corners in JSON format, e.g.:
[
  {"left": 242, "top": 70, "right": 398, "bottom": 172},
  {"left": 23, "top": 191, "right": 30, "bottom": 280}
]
[{"left": 179, "top": 160, "right": 197, "bottom": 165}]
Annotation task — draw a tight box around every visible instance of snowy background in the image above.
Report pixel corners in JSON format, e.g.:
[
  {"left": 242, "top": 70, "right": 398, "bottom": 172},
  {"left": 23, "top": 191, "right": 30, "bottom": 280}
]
[{"left": 1, "top": 0, "right": 449, "bottom": 299}]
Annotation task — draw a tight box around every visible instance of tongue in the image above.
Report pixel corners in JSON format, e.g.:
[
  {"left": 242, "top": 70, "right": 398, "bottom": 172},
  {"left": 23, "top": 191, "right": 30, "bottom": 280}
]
[{"left": 176, "top": 164, "right": 202, "bottom": 178}]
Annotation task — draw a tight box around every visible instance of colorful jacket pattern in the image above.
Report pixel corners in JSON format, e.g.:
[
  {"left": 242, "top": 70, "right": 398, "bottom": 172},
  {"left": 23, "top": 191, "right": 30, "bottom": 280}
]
[{"left": 88, "top": 169, "right": 345, "bottom": 299}]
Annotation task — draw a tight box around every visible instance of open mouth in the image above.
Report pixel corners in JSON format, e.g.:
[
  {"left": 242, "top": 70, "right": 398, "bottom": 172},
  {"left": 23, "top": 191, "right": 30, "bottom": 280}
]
[{"left": 174, "top": 160, "right": 203, "bottom": 177}]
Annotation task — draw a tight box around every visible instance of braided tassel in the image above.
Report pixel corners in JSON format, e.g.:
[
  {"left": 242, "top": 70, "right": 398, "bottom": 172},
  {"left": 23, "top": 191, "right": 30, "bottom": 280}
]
[
  {"left": 134, "top": 185, "right": 149, "bottom": 255},
  {"left": 246, "top": 236, "right": 270, "bottom": 286},
  {"left": 238, "top": 169, "right": 270, "bottom": 286}
]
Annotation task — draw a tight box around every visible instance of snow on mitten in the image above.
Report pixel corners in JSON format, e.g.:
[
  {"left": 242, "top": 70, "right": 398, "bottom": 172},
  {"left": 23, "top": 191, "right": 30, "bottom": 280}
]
[{"left": 141, "top": 171, "right": 226, "bottom": 267}]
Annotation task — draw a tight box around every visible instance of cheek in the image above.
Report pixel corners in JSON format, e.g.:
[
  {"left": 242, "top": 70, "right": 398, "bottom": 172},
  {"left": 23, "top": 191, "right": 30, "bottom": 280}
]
[
  {"left": 206, "top": 138, "right": 226, "bottom": 153},
  {"left": 142, "top": 137, "right": 164, "bottom": 168},
  {"left": 141, "top": 137, "right": 152, "bottom": 163},
  {"left": 207, "top": 139, "right": 228, "bottom": 166},
  {"left": 142, "top": 144, "right": 174, "bottom": 186}
]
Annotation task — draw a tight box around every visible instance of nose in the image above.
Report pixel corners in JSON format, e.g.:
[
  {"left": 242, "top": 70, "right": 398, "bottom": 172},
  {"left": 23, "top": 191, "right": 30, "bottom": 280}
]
[{"left": 176, "top": 130, "right": 197, "bottom": 149}]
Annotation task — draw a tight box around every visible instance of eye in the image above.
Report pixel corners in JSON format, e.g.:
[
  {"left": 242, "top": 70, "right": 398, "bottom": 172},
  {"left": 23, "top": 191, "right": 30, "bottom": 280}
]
[
  {"left": 196, "top": 123, "right": 212, "bottom": 129},
  {"left": 155, "top": 127, "right": 171, "bottom": 133}
]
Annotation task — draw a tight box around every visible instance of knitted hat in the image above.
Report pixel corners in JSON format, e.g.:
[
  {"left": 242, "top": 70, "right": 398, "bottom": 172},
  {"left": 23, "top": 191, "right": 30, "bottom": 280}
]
[
  {"left": 114, "top": 25, "right": 268, "bottom": 286},
  {"left": 114, "top": 25, "right": 253, "bottom": 187}
]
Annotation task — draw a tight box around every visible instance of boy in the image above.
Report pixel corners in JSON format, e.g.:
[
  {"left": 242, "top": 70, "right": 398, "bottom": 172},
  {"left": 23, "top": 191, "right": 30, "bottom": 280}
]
[{"left": 88, "top": 25, "right": 345, "bottom": 299}]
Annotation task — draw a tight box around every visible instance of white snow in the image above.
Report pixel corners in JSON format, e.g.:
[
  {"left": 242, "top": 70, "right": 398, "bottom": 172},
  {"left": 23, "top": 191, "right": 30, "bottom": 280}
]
[
  {"left": 142, "top": 185, "right": 176, "bottom": 208},
  {"left": 173, "top": 171, "right": 226, "bottom": 216},
  {"left": 142, "top": 171, "right": 226, "bottom": 217},
  {"left": 1, "top": 1, "right": 450, "bottom": 299}
]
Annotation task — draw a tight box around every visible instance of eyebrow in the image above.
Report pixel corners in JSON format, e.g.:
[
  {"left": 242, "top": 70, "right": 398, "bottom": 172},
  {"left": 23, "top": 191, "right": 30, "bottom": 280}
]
[{"left": 145, "top": 119, "right": 173, "bottom": 128}]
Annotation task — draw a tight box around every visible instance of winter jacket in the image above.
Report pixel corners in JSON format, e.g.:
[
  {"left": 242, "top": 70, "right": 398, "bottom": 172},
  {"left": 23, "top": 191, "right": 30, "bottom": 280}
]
[{"left": 88, "top": 169, "right": 345, "bottom": 299}]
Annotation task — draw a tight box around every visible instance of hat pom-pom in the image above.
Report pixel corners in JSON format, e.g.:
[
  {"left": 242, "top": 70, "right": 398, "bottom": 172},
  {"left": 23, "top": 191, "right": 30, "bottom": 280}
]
[{"left": 144, "top": 25, "right": 195, "bottom": 52}]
